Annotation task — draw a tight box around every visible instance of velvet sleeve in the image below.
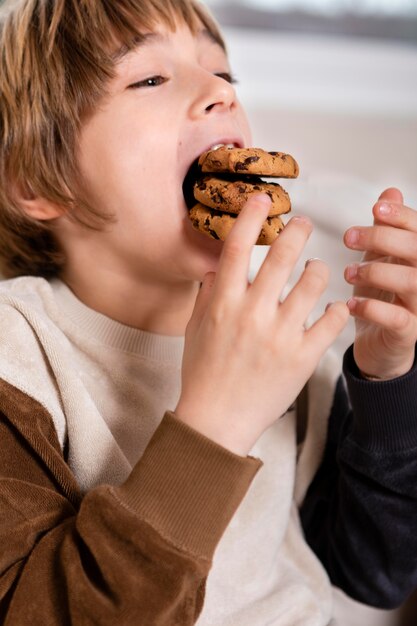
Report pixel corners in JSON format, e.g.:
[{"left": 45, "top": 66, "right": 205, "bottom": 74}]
[{"left": 0, "top": 379, "right": 261, "bottom": 625}]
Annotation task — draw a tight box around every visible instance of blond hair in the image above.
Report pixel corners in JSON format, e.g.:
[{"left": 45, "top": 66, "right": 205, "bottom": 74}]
[{"left": 0, "top": 0, "right": 225, "bottom": 278}]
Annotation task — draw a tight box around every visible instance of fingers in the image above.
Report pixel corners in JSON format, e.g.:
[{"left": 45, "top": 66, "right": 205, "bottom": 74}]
[
  {"left": 344, "top": 188, "right": 417, "bottom": 261},
  {"left": 211, "top": 194, "right": 272, "bottom": 302},
  {"left": 279, "top": 258, "right": 329, "bottom": 326},
  {"left": 371, "top": 199, "right": 417, "bottom": 233},
  {"left": 344, "top": 223, "right": 417, "bottom": 265},
  {"left": 249, "top": 215, "right": 313, "bottom": 307},
  {"left": 305, "top": 301, "right": 350, "bottom": 353},
  {"left": 187, "top": 272, "right": 217, "bottom": 330},
  {"left": 345, "top": 261, "right": 417, "bottom": 309},
  {"left": 347, "top": 297, "right": 415, "bottom": 339}
]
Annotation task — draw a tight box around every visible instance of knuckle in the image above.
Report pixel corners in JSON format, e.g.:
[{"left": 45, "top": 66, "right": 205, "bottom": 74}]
[
  {"left": 360, "top": 299, "right": 375, "bottom": 318},
  {"left": 392, "top": 308, "right": 410, "bottom": 331},
  {"left": 361, "top": 263, "right": 382, "bottom": 286},
  {"left": 359, "top": 263, "right": 372, "bottom": 281},
  {"left": 371, "top": 228, "right": 388, "bottom": 250},
  {"left": 207, "top": 301, "right": 229, "bottom": 327},
  {"left": 269, "top": 241, "right": 298, "bottom": 266},
  {"left": 406, "top": 267, "right": 417, "bottom": 294},
  {"left": 223, "top": 238, "right": 244, "bottom": 261},
  {"left": 237, "top": 307, "right": 263, "bottom": 334}
]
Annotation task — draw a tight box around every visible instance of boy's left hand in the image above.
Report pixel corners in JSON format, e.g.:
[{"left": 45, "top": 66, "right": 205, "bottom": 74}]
[{"left": 344, "top": 188, "right": 417, "bottom": 380}]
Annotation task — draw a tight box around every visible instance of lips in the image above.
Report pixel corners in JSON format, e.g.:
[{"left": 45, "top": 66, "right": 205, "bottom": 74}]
[{"left": 182, "top": 141, "right": 243, "bottom": 210}]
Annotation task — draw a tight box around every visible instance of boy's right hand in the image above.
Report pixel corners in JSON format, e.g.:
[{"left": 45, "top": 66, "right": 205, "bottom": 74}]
[{"left": 175, "top": 195, "right": 349, "bottom": 456}]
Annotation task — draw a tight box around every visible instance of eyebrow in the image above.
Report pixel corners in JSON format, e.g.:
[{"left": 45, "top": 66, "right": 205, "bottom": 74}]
[
  {"left": 112, "top": 33, "right": 160, "bottom": 63},
  {"left": 198, "top": 28, "right": 224, "bottom": 48},
  {"left": 112, "top": 28, "right": 224, "bottom": 63}
]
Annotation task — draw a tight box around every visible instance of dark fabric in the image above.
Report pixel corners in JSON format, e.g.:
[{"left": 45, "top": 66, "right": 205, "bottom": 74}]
[
  {"left": 301, "top": 345, "right": 417, "bottom": 610},
  {"left": 0, "top": 379, "right": 261, "bottom": 625}
]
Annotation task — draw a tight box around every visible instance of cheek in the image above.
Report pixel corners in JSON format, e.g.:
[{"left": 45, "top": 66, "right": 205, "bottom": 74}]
[
  {"left": 78, "top": 119, "right": 169, "bottom": 209},
  {"left": 236, "top": 103, "right": 253, "bottom": 146}
]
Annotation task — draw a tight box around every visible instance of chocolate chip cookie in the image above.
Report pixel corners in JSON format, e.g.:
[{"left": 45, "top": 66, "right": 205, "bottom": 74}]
[
  {"left": 198, "top": 147, "right": 299, "bottom": 179},
  {"left": 187, "top": 146, "right": 299, "bottom": 246},
  {"left": 194, "top": 176, "right": 291, "bottom": 217},
  {"left": 189, "top": 203, "right": 284, "bottom": 245}
]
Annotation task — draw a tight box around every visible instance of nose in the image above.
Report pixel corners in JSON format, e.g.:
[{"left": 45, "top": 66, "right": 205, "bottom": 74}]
[{"left": 189, "top": 70, "right": 237, "bottom": 119}]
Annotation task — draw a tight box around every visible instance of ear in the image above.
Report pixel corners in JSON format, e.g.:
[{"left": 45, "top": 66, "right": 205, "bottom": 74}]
[
  {"left": 20, "top": 197, "right": 64, "bottom": 221},
  {"left": 13, "top": 182, "right": 64, "bottom": 221}
]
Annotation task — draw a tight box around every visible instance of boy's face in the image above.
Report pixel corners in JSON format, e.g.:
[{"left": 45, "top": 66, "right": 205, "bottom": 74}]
[{"left": 73, "top": 18, "right": 252, "bottom": 285}]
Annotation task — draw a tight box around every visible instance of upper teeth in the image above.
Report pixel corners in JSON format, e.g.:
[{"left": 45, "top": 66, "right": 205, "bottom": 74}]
[{"left": 209, "top": 143, "right": 236, "bottom": 151}]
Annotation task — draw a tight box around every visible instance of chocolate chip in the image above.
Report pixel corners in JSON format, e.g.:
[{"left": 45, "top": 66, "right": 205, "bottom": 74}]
[
  {"left": 269, "top": 151, "right": 278, "bottom": 156},
  {"left": 208, "top": 229, "right": 220, "bottom": 240},
  {"left": 234, "top": 162, "right": 247, "bottom": 171},
  {"left": 244, "top": 156, "right": 260, "bottom": 165},
  {"left": 238, "top": 185, "right": 246, "bottom": 193}
]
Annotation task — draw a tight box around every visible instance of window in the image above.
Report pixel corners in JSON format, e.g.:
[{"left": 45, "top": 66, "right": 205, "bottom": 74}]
[{"left": 206, "top": 0, "right": 417, "bottom": 43}]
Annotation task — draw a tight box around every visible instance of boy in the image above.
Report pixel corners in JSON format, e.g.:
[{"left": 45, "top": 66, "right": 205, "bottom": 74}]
[{"left": 0, "top": 0, "right": 417, "bottom": 624}]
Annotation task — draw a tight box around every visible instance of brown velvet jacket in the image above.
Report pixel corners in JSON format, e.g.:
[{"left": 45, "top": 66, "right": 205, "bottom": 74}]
[{"left": 0, "top": 379, "right": 261, "bottom": 625}]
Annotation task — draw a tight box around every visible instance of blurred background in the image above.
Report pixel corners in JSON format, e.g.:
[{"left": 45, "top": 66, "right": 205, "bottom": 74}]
[{"left": 206, "top": 0, "right": 417, "bottom": 360}]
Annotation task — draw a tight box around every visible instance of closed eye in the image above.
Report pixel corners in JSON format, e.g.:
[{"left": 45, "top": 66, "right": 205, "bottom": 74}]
[
  {"left": 215, "top": 72, "right": 238, "bottom": 85},
  {"left": 127, "top": 75, "right": 169, "bottom": 89}
]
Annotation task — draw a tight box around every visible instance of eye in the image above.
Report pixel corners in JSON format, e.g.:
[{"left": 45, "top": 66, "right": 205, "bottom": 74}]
[
  {"left": 128, "top": 75, "right": 168, "bottom": 89},
  {"left": 215, "top": 72, "right": 238, "bottom": 85}
]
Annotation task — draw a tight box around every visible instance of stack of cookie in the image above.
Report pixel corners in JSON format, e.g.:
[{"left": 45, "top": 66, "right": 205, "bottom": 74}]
[{"left": 188, "top": 147, "right": 299, "bottom": 245}]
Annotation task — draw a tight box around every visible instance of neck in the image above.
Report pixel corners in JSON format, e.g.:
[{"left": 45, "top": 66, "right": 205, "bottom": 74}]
[{"left": 60, "top": 267, "right": 199, "bottom": 336}]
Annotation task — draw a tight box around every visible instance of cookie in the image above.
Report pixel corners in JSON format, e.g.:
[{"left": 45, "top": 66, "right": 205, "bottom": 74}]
[
  {"left": 198, "top": 147, "right": 299, "bottom": 179},
  {"left": 194, "top": 176, "right": 290, "bottom": 217},
  {"left": 189, "top": 203, "right": 284, "bottom": 245},
  {"left": 186, "top": 146, "right": 299, "bottom": 246}
]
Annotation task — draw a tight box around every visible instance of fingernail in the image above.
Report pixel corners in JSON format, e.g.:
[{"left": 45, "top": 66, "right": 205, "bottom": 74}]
[
  {"left": 252, "top": 193, "right": 272, "bottom": 207},
  {"left": 345, "top": 229, "right": 359, "bottom": 246},
  {"left": 305, "top": 257, "right": 322, "bottom": 267},
  {"left": 377, "top": 203, "right": 391, "bottom": 215},
  {"left": 347, "top": 297, "right": 357, "bottom": 311},
  {"left": 292, "top": 215, "right": 312, "bottom": 226},
  {"left": 345, "top": 264, "right": 358, "bottom": 280}
]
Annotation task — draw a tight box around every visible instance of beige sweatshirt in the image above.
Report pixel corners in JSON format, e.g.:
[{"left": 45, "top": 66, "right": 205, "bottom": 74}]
[{"left": 0, "top": 275, "right": 341, "bottom": 625}]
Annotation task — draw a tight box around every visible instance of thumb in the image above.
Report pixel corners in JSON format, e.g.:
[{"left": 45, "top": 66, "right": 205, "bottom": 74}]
[
  {"left": 187, "top": 272, "right": 217, "bottom": 330},
  {"left": 378, "top": 187, "right": 404, "bottom": 204}
]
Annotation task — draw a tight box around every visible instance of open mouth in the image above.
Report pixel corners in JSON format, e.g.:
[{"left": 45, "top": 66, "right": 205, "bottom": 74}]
[
  {"left": 182, "top": 157, "right": 203, "bottom": 211},
  {"left": 182, "top": 143, "right": 242, "bottom": 211}
]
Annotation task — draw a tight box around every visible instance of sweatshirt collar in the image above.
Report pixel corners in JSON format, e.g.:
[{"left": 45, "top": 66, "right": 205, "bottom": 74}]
[{"left": 50, "top": 279, "right": 185, "bottom": 363}]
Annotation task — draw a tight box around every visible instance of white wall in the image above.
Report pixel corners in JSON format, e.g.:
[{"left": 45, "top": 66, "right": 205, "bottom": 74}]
[{"left": 224, "top": 27, "right": 417, "bottom": 357}]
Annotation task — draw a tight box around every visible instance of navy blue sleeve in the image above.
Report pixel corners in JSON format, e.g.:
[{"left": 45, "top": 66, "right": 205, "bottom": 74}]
[{"left": 300, "top": 345, "right": 417, "bottom": 609}]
